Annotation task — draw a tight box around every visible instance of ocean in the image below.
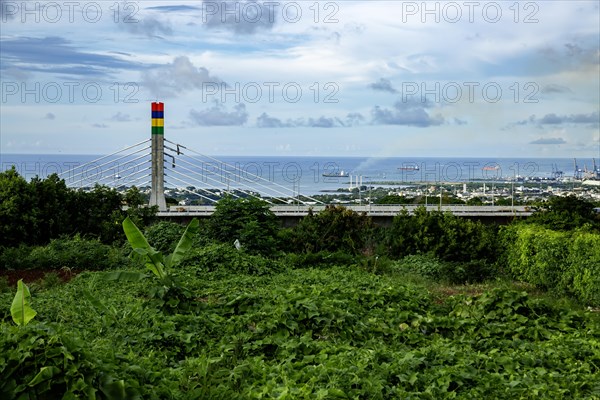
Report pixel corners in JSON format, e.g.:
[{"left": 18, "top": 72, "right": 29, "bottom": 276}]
[{"left": 0, "top": 154, "right": 595, "bottom": 196}]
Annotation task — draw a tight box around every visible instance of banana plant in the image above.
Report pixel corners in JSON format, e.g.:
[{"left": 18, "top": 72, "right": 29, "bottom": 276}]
[
  {"left": 106, "top": 217, "right": 199, "bottom": 284},
  {"left": 11, "top": 279, "right": 37, "bottom": 326}
]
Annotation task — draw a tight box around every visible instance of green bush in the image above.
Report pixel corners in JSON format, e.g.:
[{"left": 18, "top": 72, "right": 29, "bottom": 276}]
[
  {"left": 180, "top": 243, "right": 284, "bottom": 276},
  {"left": 504, "top": 224, "right": 600, "bottom": 305},
  {"left": 395, "top": 253, "right": 497, "bottom": 284},
  {"left": 386, "top": 207, "right": 498, "bottom": 263},
  {"left": 207, "top": 197, "right": 279, "bottom": 256},
  {"left": 283, "top": 250, "right": 358, "bottom": 269},
  {"left": 1, "top": 237, "right": 131, "bottom": 271},
  {"left": 282, "top": 205, "right": 374, "bottom": 255},
  {"left": 0, "top": 246, "right": 32, "bottom": 271},
  {"left": 527, "top": 195, "right": 599, "bottom": 231},
  {"left": 504, "top": 225, "right": 568, "bottom": 290},
  {"left": 0, "top": 169, "right": 157, "bottom": 247},
  {"left": 395, "top": 254, "right": 496, "bottom": 284},
  {"left": 357, "top": 255, "right": 394, "bottom": 275},
  {"left": 144, "top": 221, "right": 185, "bottom": 253},
  {"left": 564, "top": 231, "right": 600, "bottom": 305},
  {"left": 396, "top": 254, "right": 446, "bottom": 278},
  {"left": 440, "top": 260, "right": 497, "bottom": 284}
]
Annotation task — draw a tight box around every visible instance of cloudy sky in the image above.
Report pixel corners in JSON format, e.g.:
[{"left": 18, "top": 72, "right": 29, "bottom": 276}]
[{"left": 1, "top": 0, "right": 599, "bottom": 157}]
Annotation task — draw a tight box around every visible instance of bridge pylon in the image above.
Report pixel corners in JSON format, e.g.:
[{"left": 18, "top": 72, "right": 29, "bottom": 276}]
[{"left": 149, "top": 102, "right": 167, "bottom": 211}]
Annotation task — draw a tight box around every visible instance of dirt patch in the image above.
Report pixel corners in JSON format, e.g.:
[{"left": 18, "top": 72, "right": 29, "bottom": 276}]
[{"left": 0, "top": 268, "right": 78, "bottom": 286}]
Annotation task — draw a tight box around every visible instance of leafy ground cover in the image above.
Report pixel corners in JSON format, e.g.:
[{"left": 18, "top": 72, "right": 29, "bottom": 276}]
[{"left": 1, "top": 263, "right": 599, "bottom": 399}]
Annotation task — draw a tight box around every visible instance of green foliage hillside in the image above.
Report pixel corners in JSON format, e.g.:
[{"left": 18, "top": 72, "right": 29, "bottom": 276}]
[
  {"left": 1, "top": 266, "right": 599, "bottom": 398},
  {"left": 1, "top": 183, "right": 600, "bottom": 397}
]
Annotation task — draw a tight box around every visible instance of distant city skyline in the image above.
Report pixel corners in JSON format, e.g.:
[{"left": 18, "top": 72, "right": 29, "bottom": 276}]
[{"left": 1, "top": 0, "right": 599, "bottom": 157}]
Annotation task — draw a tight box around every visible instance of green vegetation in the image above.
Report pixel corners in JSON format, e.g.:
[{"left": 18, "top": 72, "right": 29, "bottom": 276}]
[
  {"left": 386, "top": 207, "right": 498, "bottom": 264},
  {"left": 527, "top": 194, "right": 599, "bottom": 231},
  {"left": 0, "top": 167, "right": 157, "bottom": 246},
  {"left": 144, "top": 221, "right": 186, "bottom": 253},
  {"left": 1, "top": 170, "right": 600, "bottom": 397},
  {"left": 206, "top": 196, "right": 279, "bottom": 255},
  {"left": 1, "top": 266, "right": 599, "bottom": 398},
  {"left": 504, "top": 224, "right": 600, "bottom": 305},
  {"left": 0, "top": 236, "right": 131, "bottom": 272},
  {"left": 280, "top": 205, "right": 373, "bottom": 255},
  {"left": 10, "top": 280, "right": 36, "bottom": 326},
  {"left": 104, "top": 217, "right": 200, "bottom": 313}
]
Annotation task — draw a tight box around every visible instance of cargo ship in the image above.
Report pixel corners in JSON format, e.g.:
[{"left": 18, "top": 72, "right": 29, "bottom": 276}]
[
  {"left": 322, "top": 170, "right": 350, "bottom": 177},
  {"left": 398, "top": 165, "right": 419, "bottom": 171},
  {"left": 482, "top": 165, "right": 500, "bottom": 171}
]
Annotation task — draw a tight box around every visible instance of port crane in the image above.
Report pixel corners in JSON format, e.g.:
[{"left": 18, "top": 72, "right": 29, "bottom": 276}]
[
  {"left": 551, "top": 164, "right": 563, "bottom": 180},
  {"left": 574, "top": 158, "right": 584, "bottom": 180},
  {"left": 584, "top": 158, "right": 600, "bottom": 180}
]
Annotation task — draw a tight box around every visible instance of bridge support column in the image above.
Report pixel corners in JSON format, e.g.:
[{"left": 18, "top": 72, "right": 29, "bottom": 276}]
[{"left": 149, "top": 102, "right": 167, "bottom": 211}]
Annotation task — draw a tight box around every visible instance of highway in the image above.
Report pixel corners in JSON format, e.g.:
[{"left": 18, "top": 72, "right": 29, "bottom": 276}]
[{"left": 158, "top": 204, "right": 533, "bottom": 218}]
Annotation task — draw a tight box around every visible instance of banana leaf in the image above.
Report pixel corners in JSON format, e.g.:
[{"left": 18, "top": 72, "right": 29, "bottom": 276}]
[
  {"left": 11, "top": 279, "right": 37, "bottom": 326},
  {"left": 123, "top": 217, "right": 166, "bottom": 279},
  {"left": 166, "top": 218, "right": 199, "bottom": 268}
]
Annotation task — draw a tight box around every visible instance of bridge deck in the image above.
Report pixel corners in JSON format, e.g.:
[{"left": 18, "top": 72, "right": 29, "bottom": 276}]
[{"left": 158, "top": 204, "right": 533, "bottom": 217}]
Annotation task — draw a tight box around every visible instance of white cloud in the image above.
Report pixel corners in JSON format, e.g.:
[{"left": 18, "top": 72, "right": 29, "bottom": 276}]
[
  {"left": 141, "top": 56, "right": 223, "bottom": 98},
  {"left": 189, "top": 103, "right": 248, "bottom": 126}
]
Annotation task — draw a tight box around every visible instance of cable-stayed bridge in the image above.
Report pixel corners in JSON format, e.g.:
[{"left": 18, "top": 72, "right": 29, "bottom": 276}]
[
  {"left": 55, "top": 137, "right": 326, "bottom": 208},
  {"left": 56, "top": 102, "right": 532, "bottom": 222}
]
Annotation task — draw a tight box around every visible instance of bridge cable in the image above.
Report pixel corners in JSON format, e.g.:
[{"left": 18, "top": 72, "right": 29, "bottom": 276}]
[
  {"left": 163, "top": 152, "right": 276, "bottom": 204},
  {"left": 164, "top": 140, "right": 322, "bottom": 204},
  {"left": 57, "top": 139, "right": 150, "bottom": 180},
  {"left": 64, "top": 146, "right": 151, "bottom": 187}
]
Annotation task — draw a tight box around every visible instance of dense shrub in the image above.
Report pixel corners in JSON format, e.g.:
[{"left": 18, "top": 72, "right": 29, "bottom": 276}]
[
  {"left": 503, "top": 225, "right": 569, "bottom": 290},
  {"left": 386, "top": 207, "right": 498, "bottom": 263},
  {"left": 0, "top": 237, "right": 130, "bottom": 271},
  {"left": 527, "top": 195, "right": 599, "bottom": 231},
  {"left": 566, "top": 231, "right": 600, "bottom": 305},
  {"left": 0, "top": 168, "right": 157, "bottom": 246},
  {"left": 0, "top": 246, "right": 32, "bottom": 271},
  {"left": 206, "top": 197, "right": 279, "bottom": 255},
  {"left": 144, "top": 221, "right": 185, "bottom": 253},
  {"left": 283, "top": 250, "right": 358, "bottom": 269},
  {"left": 395, "top": 254, "right": 496, "bottom": 284},
  {"left": 180, "top": 243, "right": 285, "bottom": 276},
  {"left": 281, "top": 205, "right": 374, "bottom": 255},
  {"left": 504, "top": 224, "right": 600, "bottom": 305}
]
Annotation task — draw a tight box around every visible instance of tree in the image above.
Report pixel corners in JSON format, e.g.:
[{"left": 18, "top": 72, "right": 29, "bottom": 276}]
[
  {"left": 283, "top": 205, "right": 373, "bottom": 255},
  {"left": 207, "top": 196, "right": 279, "bottom": 255},
  {"left": 0, "top": 167, "right": 35, "bottom": 246},
  {"left": 29, "top": 174, "right": 72, "bottom": 243},
  {"left": 0, "top": 170, "right": 158, "bottom": 247},
  {"left": 377, "top": 195, "right": 414, "bottom": 205},
  {"left": 386, "top": 206, "right": 497, "bottom": 262},
  {"left": 528, "top": 195, "right": 598, "bottom": 231},
  {"left": 466, "top": 197, "right": 484, "bottom": 206}
]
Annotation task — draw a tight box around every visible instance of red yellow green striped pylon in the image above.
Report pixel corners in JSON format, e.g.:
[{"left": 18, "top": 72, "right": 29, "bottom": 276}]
[{"left": 151, "top": 102, "right": 164, "bottom": 135}]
